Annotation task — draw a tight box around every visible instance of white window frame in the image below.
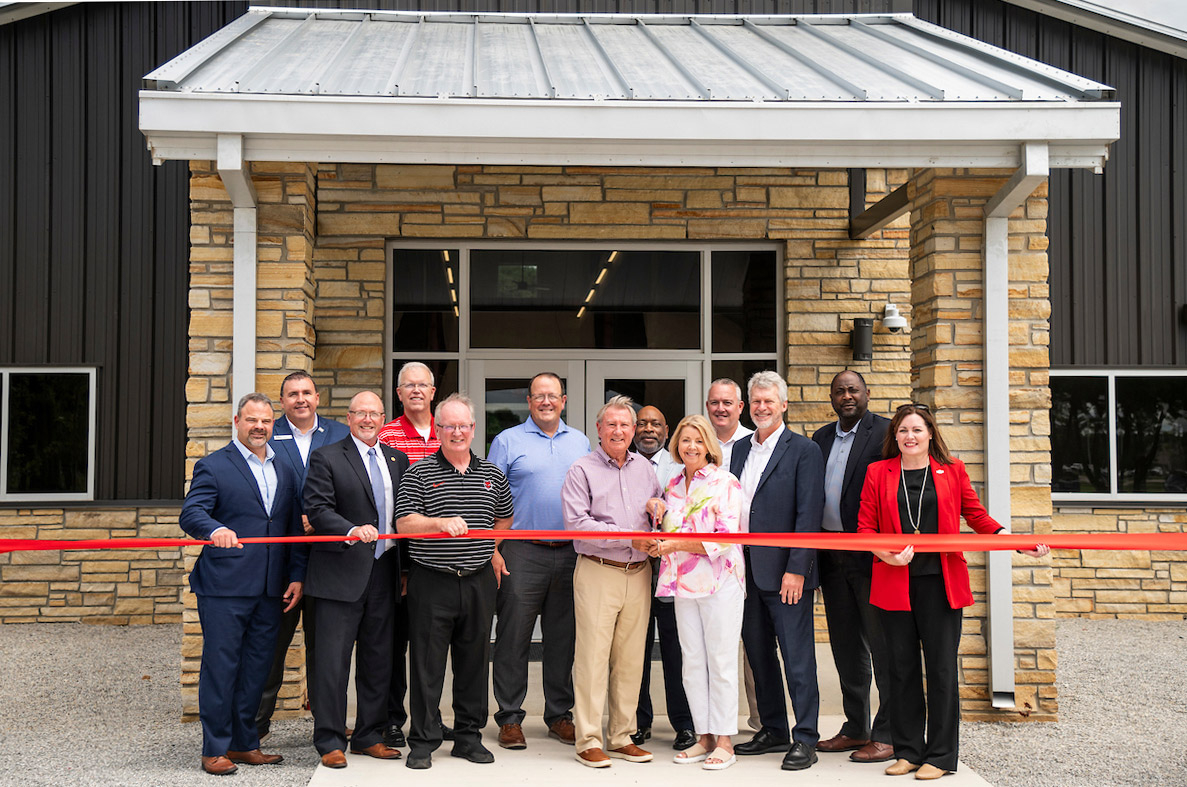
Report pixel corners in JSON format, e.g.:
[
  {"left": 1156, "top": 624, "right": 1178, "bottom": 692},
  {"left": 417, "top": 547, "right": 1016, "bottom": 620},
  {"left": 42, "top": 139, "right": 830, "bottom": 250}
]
[
  {"left": 1050, "top": 368, "right": 1187, "bottom": 504},
  {"left": 383, "top": 241, "right": 784, "bottom": 414},
  {"left": 0, "top": 366, "right": 97, "bottom": 502}
]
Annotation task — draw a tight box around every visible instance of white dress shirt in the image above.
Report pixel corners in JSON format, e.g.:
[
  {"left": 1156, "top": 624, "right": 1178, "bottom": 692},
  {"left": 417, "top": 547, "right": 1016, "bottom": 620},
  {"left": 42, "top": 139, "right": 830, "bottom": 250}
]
[
  {"left": 738, "top": 423, "right": 784, "bottom": 533},
  {"left": 720, "top": 423, "right": 754, "bottom": 475},
  {"left": 352, "top": 436, "right": 394, "bottom": 532}
]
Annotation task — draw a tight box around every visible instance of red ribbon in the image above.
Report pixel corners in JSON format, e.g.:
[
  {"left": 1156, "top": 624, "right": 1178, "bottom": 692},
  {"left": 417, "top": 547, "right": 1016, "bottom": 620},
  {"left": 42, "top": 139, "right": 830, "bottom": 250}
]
[{"left": 2, "top": 530, "right": 1185, "bottom": 555}]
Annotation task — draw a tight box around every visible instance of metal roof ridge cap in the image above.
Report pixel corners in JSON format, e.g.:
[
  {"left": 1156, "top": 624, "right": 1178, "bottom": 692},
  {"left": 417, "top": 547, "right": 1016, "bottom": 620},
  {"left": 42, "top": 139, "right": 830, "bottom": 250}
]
[{"left": 144, "top": 9, "right": 271, "bottom": 89}]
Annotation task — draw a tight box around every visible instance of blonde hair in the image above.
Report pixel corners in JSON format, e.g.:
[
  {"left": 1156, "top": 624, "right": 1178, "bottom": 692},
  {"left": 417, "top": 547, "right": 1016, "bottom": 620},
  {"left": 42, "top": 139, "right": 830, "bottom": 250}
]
[
  {"left": 596, "top": 395, "right": 636, "bottom": 426},
  {"left": 669, "top": 414, "right": 723, "bottom": 467}
]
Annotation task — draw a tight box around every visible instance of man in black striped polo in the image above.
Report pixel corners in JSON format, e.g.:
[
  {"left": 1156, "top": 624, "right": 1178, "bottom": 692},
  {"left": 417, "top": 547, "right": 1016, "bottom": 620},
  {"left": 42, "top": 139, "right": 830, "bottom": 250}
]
[{"left": 395, "top": 392, "right": 514, "bottom": 770}]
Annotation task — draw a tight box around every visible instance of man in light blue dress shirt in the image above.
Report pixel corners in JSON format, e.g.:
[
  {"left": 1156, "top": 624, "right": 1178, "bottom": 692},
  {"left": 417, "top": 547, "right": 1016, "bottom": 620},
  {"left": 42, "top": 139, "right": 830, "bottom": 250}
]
[{"left": 488, "top": 372, "right": 591, "bottom": 750}]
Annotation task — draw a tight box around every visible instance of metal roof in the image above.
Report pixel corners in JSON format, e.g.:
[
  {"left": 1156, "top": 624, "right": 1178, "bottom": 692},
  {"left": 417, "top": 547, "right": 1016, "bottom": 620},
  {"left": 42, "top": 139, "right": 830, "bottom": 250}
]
[
  {"left": 138, "top": 8, "right": 1120, "bottom": 170},
  {"left": 145, "top": 8, "right": 1111, "bottom": 103}
]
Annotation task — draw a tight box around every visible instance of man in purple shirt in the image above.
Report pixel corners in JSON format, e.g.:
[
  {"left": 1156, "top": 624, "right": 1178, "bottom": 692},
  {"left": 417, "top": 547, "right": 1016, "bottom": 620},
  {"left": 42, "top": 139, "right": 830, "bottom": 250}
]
[{"left": 561, "top": 395, "right": 661, "bottom": 769}]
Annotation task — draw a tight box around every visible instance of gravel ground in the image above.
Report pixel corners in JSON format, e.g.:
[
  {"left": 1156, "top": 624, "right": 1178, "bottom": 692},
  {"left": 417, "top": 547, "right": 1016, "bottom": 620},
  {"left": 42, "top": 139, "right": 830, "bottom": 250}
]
[{"left": 1, "top": 619, "right": 1185, "bottom": 786}]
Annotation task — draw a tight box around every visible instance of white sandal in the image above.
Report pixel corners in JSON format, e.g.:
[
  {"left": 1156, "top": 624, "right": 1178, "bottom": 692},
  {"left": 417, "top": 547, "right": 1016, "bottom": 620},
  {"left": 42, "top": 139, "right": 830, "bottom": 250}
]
[
  {"left": 702, "top": 747, "right": 736, "bottom": 771},
  {"left": 673, "top": 742, "right": 710, "bottom": 764}
]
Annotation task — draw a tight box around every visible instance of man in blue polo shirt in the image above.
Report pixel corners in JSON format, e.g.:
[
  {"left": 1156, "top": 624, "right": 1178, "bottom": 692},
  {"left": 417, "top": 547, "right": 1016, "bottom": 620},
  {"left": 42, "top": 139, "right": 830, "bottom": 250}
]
[{"left": 488, "top": 372, "right": 591, "bottom": 750}]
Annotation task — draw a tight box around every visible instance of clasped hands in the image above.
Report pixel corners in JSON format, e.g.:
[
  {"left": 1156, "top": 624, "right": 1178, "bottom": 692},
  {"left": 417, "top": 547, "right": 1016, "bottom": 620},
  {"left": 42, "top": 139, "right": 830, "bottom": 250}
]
[{"left": 877, "top": 543, "right": 1052, "bottom": 567}]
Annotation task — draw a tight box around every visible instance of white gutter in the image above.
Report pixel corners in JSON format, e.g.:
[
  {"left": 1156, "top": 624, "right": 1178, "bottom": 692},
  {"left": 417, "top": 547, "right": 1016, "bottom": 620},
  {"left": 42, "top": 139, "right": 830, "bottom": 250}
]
[
  {"left": 982, "top": 140, "right": 1049, "bottom": 709},
  {"left": 215, "top": 134, "right": 259, "bottom": 419}
]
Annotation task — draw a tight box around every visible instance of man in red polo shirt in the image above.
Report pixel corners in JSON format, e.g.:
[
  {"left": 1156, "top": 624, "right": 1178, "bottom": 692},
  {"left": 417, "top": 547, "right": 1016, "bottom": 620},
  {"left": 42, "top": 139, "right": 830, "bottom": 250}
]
[{"left": 378, "top": 361, "right": 447, "bottom": 747}]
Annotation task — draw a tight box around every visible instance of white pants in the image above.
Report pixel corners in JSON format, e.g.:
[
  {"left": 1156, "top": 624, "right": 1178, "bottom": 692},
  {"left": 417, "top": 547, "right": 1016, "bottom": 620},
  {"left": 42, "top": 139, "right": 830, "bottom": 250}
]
[{"left": 673, "top": 579, "right": 744, "bottom": 737}]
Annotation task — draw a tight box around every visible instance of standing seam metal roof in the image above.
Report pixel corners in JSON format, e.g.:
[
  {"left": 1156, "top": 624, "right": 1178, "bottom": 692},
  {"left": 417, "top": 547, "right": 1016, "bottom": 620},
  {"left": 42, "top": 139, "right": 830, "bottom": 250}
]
[{"left": 144, "top": 8, "right": 1113, "bottom": 104}]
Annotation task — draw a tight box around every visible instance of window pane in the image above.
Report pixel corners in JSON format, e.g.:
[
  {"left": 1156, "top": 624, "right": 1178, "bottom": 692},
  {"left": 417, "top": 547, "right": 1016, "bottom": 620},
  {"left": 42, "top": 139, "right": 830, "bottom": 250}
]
[
  {"left": 1116, "top": 377, "right": 1187, "bottom": 494},
  {"left": 602, "top": 379, "right": 686, "bottom": 442},
  {"left": 1050, "top": 376, "right": 1110, "bottom": 493},
  {"left": 7, "top": 373, "right": 89, "bottom": 494},
  {"left": 389, "top": 360, "right": 458, "bottom": 423},
  {"left": 470, "top": 249, "right": 700, "bottom": 349},
  {"left": 710, "top": 360, "right": 772, "bottom": 432},
  {"left": 392, "top": 249, "right": 459, "bottom": 352},
  {"left": 712, "top": 250, "right": 777, "bottom": 353}
]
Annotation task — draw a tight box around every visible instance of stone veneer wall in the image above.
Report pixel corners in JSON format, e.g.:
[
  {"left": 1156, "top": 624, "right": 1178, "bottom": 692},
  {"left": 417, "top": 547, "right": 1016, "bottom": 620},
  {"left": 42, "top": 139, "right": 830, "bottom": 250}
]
[
  {"left": 907, "top": 168, "right": 1055, "bottom": 721},
  {"left": 0, "top": 507, "right": 184, "bottom": 623},
  {"left": 1053, "top": 506, "right": 1187, "bottom": 617}
]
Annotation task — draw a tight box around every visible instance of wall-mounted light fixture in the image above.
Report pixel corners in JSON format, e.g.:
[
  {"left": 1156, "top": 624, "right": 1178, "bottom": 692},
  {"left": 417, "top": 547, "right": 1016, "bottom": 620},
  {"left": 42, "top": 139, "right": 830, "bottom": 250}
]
[{"left": 852, "top": 318, "right": 873, "bottom": 361}]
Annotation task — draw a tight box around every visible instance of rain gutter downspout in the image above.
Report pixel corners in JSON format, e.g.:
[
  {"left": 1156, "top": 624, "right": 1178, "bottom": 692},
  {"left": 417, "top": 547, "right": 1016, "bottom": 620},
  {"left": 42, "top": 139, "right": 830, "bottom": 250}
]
[{"left": 216, "top": 134, "right": 259, "bottom": 418}]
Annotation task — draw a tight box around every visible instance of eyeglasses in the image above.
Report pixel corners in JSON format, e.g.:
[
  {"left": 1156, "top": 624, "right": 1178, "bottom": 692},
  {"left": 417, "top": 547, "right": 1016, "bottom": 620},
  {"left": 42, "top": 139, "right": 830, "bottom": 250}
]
[
  {"left": 530, "top": 393, "right": 563, "bottom": 403},
  {"left": 896, "top": 403, "right": 931, "bottom": 413},
  {"left": 399, "top": 382, "right": 433, "bottom": 391},
  {"left": 349, "top": 410, "right": 385, "bottom": 420},
  {"left": 437, "top": 423, "right": 475, "bottom": 433}
]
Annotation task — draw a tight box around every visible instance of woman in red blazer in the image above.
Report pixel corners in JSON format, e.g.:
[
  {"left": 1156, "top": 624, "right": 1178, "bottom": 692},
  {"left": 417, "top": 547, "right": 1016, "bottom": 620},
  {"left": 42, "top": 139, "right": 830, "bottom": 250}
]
[{"left": 856, "top": 404, "right": 1047, "bottom": 781}]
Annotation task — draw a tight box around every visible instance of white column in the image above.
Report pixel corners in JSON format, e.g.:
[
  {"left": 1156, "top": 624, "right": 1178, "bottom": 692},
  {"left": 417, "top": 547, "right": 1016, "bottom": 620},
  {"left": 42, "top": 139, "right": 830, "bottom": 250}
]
[{"left": 216, "top": 134, "right": 259, "bottom": 417}]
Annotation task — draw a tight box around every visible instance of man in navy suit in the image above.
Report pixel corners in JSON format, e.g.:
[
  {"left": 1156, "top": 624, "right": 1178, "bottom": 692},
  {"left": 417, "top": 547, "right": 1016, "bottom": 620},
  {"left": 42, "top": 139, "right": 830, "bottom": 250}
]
[
  {"left": 180, "top": 392, "right": 306, "bottom": 776},
  {"left": 303, "top": 390, "right": 410, "bottom": 769},
  {"left": 811, "top": 371, "right": 894, "bottom": 763},
  {"left": 255, "top": 371, "right": 350, "bottom": 741},
  {"left": 730, "top": 371, "right": 825, "bottom": 772}
]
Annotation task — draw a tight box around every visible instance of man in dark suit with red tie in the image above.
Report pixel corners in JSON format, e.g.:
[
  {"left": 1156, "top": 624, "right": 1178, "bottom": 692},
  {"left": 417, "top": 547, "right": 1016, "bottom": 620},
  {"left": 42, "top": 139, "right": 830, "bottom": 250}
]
[
  {"left": 255, "top": 371, "right": 349, "bottom": 741},
  {"left": 180, "top": 392, "right": 305, "bottom": 776},
  {"left": 303, "top": 390, "right": 410, "bottom": 769}
]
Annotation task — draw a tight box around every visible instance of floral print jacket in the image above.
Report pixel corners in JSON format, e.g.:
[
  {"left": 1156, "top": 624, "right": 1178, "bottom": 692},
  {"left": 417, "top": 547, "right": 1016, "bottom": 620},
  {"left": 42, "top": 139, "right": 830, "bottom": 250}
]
[{"left": 655, "top": 463, "right": 745, "bottom": 599}]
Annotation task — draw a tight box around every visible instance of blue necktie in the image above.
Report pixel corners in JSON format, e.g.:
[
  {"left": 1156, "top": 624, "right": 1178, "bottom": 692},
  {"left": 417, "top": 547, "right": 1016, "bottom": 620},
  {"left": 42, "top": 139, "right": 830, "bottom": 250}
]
[{"left": 368, "top": 447, "right": 387, "bottom": 559}]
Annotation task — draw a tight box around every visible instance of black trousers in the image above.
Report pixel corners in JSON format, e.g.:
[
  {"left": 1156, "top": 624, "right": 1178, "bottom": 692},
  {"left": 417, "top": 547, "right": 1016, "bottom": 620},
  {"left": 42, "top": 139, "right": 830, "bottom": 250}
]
[
  {"left": 741, "top": 559, "right": 820, "bottom": 746},
  {"left": 307, "top": 550, "right": 398, "bottom": 756},
  {"left": 636, "top": 596, "right": 694, "bottom": 731},
  {"left": 819, "top": 549, "right": 891, "bottom": 743},
  {"left": 492, "top": 540, "right": 577, "bottom": 727},
  {"left": 877, "top": 573, "right": 963, "bottom": 772},
  {"left": 407, "top": 563, "right": 497, "bottom": 757},
  {"left": 255, "top": 597, "right": 314, "bottom": 734},
  {"left": 387, "top": 594, "right": 409, "bottom": 728}
]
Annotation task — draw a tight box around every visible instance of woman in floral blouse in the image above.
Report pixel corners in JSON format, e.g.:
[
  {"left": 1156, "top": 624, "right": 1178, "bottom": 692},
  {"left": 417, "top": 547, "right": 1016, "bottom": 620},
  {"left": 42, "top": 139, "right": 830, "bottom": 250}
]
[{"left": 643, "top": 414, "right": 744, "bottom": 771}]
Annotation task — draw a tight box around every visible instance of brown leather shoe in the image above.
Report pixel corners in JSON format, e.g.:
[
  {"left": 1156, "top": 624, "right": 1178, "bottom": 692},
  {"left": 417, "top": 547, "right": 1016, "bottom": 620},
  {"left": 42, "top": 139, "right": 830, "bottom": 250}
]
[
  {"left": 350, "top": 743, "right": 402, "bottom": 760},
  {"left": 547, "top": 718, "right": 576, "bottom": 745},
  {"left": 886, "top": 758, "right": 920, "bottom": 776},
  {"left": 576, "top": 747, "right": 611, "bottom": 768},
  {"left": 816, "top": 732, "right": 869, "bottom": 752},
  {"left": 607, "top": 743, "right": 653, "bottom": 762},
  {"left": 498, "top": 722, "right": 527, "bottom": 749},
  {"left": 851, "top": 741, "right": 895, "bottom": 763},
  {"left": 227, "top": 749, "right": 283, "bottom": 765},
  {"left": 200, "top": 755, "right": 238, "bottom": 776},
  {"left": 321, "top": 750, "right": 348, "bottom": 769}
]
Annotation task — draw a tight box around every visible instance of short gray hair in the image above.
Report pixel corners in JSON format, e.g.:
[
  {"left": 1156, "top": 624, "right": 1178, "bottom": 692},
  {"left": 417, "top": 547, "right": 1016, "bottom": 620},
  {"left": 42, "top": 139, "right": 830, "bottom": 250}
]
[
  {"left": 708, "top": 377, "right": 743, "bottom": 400},
  {"left": 236, "top": 392, "right": 274, "bottom": 417},
  {"left": 747, "top": 371, "right": 788, "bottom": 405},
  {"left": 596, "top": 395, "right": 636, "bottom": 426},
  {"left": 435, "top": 392, "right": 475, "bottom": 424},
  {"left": 398, "top": 361, "right": 435, "bottom": 387}
]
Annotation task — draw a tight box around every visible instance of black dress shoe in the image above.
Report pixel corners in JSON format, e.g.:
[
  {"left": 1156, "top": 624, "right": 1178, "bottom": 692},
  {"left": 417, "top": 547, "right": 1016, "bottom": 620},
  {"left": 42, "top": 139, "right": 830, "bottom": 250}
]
[
  {"left": 630, "top": 727, "right": 652, "bottom": 746},
  {"left": 441, "top": 721, "right": 456, "bottom": 742},
  {"left": 384, "top": 724, "right": 407, "bottom": 748},
  {"left": 672, "top": 729, "right": 697, "bottom": 751},
  {"left": 450, "top": 743, "right": 495, "bottom": 764},
  {"left": 781, "top": 741, "right": 818, "bottom": 771},
  {"left": 406, "top": 752, "right": 432, "bottom": 769},
  {"left": 735, "top": 728, "right": 791, "bottom": 755}
]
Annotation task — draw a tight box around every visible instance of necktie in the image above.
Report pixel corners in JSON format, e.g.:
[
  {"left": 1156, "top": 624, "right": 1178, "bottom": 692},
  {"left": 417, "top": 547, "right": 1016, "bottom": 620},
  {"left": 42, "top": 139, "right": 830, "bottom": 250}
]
[{"left": 368, "top": 447, "right": 387, "bottom": 559}]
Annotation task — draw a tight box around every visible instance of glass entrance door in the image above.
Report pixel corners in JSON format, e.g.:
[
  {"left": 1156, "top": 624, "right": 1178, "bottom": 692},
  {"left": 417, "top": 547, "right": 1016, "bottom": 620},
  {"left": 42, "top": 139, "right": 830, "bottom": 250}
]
[{"left": 469, "top": 359, "right": 701, "bottom": 457}]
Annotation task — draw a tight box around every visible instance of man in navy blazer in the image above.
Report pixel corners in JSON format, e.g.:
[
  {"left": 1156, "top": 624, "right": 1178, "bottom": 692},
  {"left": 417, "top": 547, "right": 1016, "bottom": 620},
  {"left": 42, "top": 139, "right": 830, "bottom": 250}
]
[
  {"left": 255, "top": 371, "right": 350, "bottom": 741},
  {"left": 179, "top": 392, "right": 306, "bottom": 776},
  {"left": 810, "top": 371, "right": 894, "bottom": 763},
  {"left": 303, "top": 390, "right": 410, "bottom": 769},
  {"left": 730, "top": 371, "right": 825, "bottom": 772}
]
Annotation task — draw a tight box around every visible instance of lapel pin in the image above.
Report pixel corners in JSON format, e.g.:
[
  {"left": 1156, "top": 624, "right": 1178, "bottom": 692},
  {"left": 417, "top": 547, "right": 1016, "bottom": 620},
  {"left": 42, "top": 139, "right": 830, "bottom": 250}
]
[{"left": 936, "top": 469, "right": 945, "bottom": 475}]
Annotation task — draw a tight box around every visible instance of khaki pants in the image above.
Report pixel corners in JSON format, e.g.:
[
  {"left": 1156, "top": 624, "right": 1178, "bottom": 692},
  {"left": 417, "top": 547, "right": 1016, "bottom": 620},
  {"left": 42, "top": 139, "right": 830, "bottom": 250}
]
[{"left": 572, "top": 556, "right": 652, "bottom": 753}]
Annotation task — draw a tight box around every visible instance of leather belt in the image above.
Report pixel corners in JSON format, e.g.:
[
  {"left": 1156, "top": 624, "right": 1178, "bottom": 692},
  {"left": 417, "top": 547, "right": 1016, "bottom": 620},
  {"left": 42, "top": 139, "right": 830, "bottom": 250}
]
[
  {"left": 581, "top": 554, "right": 648, "bottom": 571},
  {"left": 415, "top": 562, "right": 486, "bottom": 577},
  {"left": 528, "top": 539, "right": 569, "bottom": 547}
]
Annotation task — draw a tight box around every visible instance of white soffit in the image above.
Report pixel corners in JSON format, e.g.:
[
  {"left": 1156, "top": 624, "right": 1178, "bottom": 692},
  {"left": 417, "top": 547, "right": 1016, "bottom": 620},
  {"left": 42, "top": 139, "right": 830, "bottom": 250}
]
[{"left": 139, "top": 8, "right": 1120, "bottom": 170}]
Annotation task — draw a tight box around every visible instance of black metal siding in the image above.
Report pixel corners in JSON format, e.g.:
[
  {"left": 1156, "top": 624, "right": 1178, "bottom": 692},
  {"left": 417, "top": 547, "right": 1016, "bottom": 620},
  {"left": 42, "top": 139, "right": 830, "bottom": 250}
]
[
  {"left": 915, "top": 0, "right": 1187, "bottom": 368},
  {"left": 0, "top": 2, "right": 247, "bottom": 501}
]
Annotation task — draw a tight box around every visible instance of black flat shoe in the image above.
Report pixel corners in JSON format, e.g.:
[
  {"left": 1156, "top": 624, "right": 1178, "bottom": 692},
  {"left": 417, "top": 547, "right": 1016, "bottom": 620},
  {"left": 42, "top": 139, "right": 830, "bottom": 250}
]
[
  {"left": 781, "top": 741, "right": 818, "bottom": 771},
  {"left": 405, "top": 753, "right": 432, "bottom": 769},
  {"left": 735, "top": 728, "right": 790, "bottom": 755},
  {"left": 672, "top": 729, "right": 698, "bottom": 751},
  {"left": 383, "top": 724, "right": 407, "bottom": 748},
  {"left": 630, "top": 727, "right": 652, "bottom": 746},
  {"left": 451, "top": 743, "right": 495, "bottom": 764}
]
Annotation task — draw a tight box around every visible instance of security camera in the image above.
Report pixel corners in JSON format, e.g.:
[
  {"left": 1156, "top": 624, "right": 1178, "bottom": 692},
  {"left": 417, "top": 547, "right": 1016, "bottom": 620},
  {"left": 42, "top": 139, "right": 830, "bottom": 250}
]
[{"left": 883, "top": 303, "right": 907, "bottom": 333}]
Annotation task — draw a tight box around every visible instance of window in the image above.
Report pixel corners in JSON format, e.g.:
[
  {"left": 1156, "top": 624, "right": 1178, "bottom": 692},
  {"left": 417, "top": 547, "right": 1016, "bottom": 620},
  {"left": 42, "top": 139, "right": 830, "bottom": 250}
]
[
  {"left": 0, "top": 368, "right": 96, "bottom": 501},
  {"left": 1051, "top": 370, "right": 1187, "bottom": 502}
]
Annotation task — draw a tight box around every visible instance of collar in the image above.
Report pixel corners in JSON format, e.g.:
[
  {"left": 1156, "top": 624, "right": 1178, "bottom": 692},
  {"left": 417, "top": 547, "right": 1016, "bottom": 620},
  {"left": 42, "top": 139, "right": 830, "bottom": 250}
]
[
  {"left": 351, "top": 435, "right": 382, "bottom": 455},
  {"left": 434, "top": 448, "right": 480, "bottom": 474},
  {"left": 752, "top": 422, "right": 785, "bottom": 450},
  {"left": 233, "top": 436, "right": 274, "bottom": 464},
  {"left": 834, "top": 418, "right": 860, "bottom": 439},
  {"left": 525, "top": 416, "right": 569, "bottom": 438},
  {"left": 398, "top": 413, "right": 436, "bottom": 440},
  {"left": 726, "top": 424, "right": 753, "bottom": 443},
  {"left": 595, "top": 444, "right": 634, "bottom": 468},
  {"left": 285, "top": 415, "right": 319, "bottom": 437}
]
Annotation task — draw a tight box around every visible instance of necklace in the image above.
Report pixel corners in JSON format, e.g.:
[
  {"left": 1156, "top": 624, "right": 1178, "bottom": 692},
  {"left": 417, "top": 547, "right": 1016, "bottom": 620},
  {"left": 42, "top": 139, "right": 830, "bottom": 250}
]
[{"left": 901, "top": 466, "right": 928, "bottom": 534}]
